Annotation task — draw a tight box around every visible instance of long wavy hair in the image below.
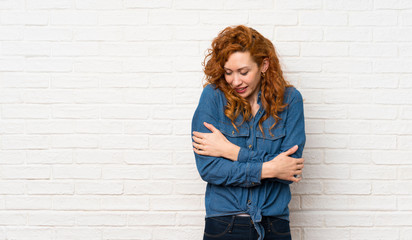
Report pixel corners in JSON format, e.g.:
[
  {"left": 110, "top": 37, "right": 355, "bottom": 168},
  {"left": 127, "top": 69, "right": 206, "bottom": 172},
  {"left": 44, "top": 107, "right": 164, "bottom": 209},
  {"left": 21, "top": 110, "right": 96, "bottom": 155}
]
[{"left": 202, "top": 25, "right": 292, "bottom": 135}]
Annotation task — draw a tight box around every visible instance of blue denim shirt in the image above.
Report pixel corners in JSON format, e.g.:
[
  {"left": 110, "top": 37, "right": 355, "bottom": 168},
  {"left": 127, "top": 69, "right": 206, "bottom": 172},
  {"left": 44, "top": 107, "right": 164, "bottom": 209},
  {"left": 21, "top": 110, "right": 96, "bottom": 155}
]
[{"left": 192, "top": 84, "right": 305, "bottom": 240}]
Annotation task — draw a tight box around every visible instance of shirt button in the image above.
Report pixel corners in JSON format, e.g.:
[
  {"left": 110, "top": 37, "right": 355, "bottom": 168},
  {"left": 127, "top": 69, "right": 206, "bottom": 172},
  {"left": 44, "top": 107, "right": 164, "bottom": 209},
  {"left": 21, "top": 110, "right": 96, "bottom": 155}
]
[
  {"left": 248, "top": 144, "right": 252, "bottom": 149},
  {"left": 232, "top": 130, "right": 234, "bottom": 135},
  {"left": 248, "top": 200, "right": 252, "bottom": 204}
]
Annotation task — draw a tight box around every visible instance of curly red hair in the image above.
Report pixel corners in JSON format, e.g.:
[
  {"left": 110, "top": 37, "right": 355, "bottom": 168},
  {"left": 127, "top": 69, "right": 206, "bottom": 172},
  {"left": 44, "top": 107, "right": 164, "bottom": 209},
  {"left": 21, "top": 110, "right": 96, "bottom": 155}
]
[{"left": 202, "top": 25, "right": 292, "bottom": 135}]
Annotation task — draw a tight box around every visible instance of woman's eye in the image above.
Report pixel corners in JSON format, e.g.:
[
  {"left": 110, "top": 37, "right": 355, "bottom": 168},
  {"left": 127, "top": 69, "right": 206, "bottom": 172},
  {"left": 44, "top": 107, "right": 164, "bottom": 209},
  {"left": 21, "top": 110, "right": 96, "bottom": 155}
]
[
  {"left": 225, "top": 72, "right": 232, "bottom": 75},
  {"left": 241, "top": 72, "right": 249, "bottom": 76}
]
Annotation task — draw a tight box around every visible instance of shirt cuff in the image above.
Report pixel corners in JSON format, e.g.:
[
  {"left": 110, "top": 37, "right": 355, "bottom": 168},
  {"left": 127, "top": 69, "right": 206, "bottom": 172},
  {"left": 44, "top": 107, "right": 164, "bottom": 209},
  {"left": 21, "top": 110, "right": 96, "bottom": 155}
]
[
  {"left": 247, "top": 162, "right": 262, "bottom": 187},
  {"left": 238, "top": 147, "right": 250, "bottom": 163}
]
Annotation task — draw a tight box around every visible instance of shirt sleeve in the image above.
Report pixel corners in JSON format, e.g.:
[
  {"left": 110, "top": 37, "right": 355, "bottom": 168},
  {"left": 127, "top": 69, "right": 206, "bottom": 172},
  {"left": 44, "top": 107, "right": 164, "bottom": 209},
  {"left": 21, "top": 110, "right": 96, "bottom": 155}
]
[
  {"left": 192, "top": 86, "right": 262, "bottom": 188},
  {"left": 236, "top": 88, "right": 306, "bottom": 184}
]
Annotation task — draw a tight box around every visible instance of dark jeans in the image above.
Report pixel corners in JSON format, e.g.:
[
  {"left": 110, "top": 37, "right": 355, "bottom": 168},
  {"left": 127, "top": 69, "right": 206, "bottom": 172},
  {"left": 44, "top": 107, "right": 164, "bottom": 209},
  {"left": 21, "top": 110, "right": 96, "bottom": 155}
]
[{"left": 203, "top": 215, "right": 292, "bottom": 240}]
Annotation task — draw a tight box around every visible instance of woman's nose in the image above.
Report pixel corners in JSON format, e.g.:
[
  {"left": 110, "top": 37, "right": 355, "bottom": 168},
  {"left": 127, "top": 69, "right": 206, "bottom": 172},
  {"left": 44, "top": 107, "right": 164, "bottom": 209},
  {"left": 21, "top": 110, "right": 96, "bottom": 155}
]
[{"left": 232, "top": 74, "right": 242, "bottom": 86}]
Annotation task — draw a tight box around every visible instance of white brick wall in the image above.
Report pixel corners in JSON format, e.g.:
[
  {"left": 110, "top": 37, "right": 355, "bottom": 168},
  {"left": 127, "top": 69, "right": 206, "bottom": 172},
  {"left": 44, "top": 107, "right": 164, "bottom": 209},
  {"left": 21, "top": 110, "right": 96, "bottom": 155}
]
[{"left": 0, "top": 1, "right": 411, "bottom": 239}]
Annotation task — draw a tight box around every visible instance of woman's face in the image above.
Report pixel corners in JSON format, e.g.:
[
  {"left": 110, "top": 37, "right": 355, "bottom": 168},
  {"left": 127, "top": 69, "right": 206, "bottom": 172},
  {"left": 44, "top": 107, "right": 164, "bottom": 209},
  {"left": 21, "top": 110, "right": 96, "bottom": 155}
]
[{"left": 223, "top": 51, "right": 268, "bottom": 104}]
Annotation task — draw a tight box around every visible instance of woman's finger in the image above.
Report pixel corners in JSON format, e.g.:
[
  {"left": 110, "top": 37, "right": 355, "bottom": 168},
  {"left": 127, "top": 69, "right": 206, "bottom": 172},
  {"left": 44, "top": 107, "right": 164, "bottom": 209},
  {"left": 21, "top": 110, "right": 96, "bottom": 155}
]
[
  {"left": 203, "top": 122, "right": 218, "bottom": 133},
  {"left": 192, "top": 142, "right": 203, "bottom": 150},
  {"left": 192, "top": 135, "right": 203, "bottom": 144},
  {"left": 192, "top": 131, "right": 205, "bottom": 138},
  {"left": 193, "top": 147, "right": 206, "bottom": 155}
]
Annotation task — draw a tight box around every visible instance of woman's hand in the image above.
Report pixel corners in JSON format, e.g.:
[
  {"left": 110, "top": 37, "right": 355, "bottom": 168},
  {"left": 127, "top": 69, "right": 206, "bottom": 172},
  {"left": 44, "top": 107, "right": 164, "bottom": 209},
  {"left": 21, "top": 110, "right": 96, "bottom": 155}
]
[
  {"left": 192, "top": 122, "right": 240, "bottom": 161},
  {"left": 261, "top": 145, "right": 304, "bottom": 183}
]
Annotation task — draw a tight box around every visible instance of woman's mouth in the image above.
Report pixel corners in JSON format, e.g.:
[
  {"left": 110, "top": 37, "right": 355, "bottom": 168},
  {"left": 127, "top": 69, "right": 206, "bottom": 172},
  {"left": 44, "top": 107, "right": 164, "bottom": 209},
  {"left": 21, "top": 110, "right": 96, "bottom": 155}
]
[{"left": 235, "top": 87, "right": 247, "bottom": 93}]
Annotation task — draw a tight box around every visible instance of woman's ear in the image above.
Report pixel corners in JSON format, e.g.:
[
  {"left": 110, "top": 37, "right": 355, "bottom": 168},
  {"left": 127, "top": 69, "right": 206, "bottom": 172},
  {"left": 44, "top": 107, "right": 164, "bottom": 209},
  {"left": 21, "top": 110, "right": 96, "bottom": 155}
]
[{"left": 261, "top": 58, "right": 269, "bottom": 73}]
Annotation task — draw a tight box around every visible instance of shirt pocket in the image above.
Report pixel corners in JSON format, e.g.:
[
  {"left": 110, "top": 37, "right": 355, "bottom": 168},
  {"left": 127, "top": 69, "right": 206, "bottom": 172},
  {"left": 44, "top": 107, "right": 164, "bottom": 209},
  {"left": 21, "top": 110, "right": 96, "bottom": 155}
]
[
  {"left": 256, "top": 125, "right": 285, "bottom": 155},
  {"left": 218, "top": 122, "right": 249, "bottom": 146}
]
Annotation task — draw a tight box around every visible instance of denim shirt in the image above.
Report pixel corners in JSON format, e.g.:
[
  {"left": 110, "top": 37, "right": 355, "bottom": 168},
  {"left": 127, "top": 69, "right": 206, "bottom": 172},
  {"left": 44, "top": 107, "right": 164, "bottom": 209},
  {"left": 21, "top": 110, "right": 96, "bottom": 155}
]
[{"left": 191, "top": 84, "right": 305, "bottom": 240}]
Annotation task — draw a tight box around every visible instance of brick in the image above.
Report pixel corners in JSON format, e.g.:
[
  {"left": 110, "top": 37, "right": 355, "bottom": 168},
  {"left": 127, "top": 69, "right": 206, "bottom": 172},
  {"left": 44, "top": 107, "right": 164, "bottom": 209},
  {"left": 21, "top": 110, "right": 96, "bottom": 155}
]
[
  {"left": 100, "top": 43, "right": 148, "bottom": 57},
  {"left": 301, "top": 43, "right": 348, "bottom": 57},
  {"left": 51, "top": 11, "right": 98, "bottom": 25},
  {"left": 75, "top": 150, "right": 124, "bottom": 164},
  {"left": 27, "top": 181, "right": 74, "bottom": 195},
  {"left": 300, "top": 75, "right": 349, "bottom": 89},
  {"left": 124, "top": 181, "right": 173, "bottom": 195},
  {"left": 101, "top": 197, "right": 149, "bottom": 210},
  {"left": 302, "top": 149, "right": 323, "bottom": 164},
  {"left": 349, "top": 135, "right": 396, "bottom": 150},
  {"left": 290, "top": 181, "right": 322, "bottom": 194},
  {"left": 28, "top": 212, "right": 75, "bottom": 226},
  {"left": 53, "top": 165, "right": 101, "bottom": 179},
  {"left": 369, "top": 120, "right": 412, "bottom": 135},
  {"left": 26, "top": 58, "right": 72, "bottom": 72},
  {"left": 124, "top": 120, "right": 173, "bottom": 135},
  {"left": 400, "top": 44, "right": 412, "bottom": 56},
  {"left": 2, "top": 42, "right": 50, "bottom": 56},
  {"left": 75, "top": 120, "right": 123, "bottom": 134},
  {"left": 23, "top": 90, "right": 74, "bottom": 103},
  {"left": 124, "top": 0, "right": 172, "bottom": 8},
  {"left": 401, "top": 11, "right": 412, "bottom": 25},
  {"left": 0, "top": 73, "right": 49, "bottom": 88},
  {"left": 401, "top": 228, "right": 412, "bottom": 240},
  {"left": 124, "top": 151, "right": 172, "bottom": 165},
  {"left": 349, "top": 11, "right": 398, "bottom": 26},
  {"left": 51, "top": 43, "right": 99, "bottom": 57},
  {"left": 350, "top": 74, "right": 398, "bottom": 88},
  {"left": 374, "top": 28, "right": 412, "bottom": 42},
  {"left": 374, "top": 60, "right": 412, "bottom": 73},
  {"left": 151, "top": 166, "right": 199, "bottom": 180},
  {"left": 51, "top": 135, "right": 99, "bottom": 148},
  {"left": 0, "top": 120, "right": 25, "bottom": 134},
  {"left": 324, "top": 120, "right": 370, "bottom": 134},
  {"left": 300, "top": 12, "right": 347, "bottom": 26},
  {"left": 276, "top": 0, "right": 322, "bottom": 9},
  {"left": 102, "top": 228, "right": 151, "bottom": 240},
  {"left": 0, "top": 27, "right": 23, "bottom": 40},
  {"left": 374, "top": 213, "right": 412, "bottom": 226},
  {"left": 249, "top": 11, "right": 297, "bottom": 25},
  {"left": 399, "top": 136, "right": 412, "bottom": 149},
  {"left": 324, "top": 0, "right": 372, "bottom": 10},
  {"left": 289, "top": 211, "right": 324, "bottom": 227},
  {"left": 150, "top": 136, "right": 192, "bottom": 151},
  {"left": 324, "top": 212, "right": 373, "bottom": 227},
  {"left": 102, "top": 166, "right": 150, "bottom": 179},
  {"left": 323, "top": 180, "right": 371, "bottom": 194},
  {"left": 100, "top": 135, "right": 149, "bottom": 149},
  {"left": 348, "top": 105, "right": 397, "bottom": 119},
  {"left": 100, "top": 105, "right": 149, "bottom": 119},
  {"left": 152, "top": 227, "right": 203, "bottom": 240},
  {"left": 53, "top": 196, "right": 100, "bottom": 210},
  {"left": 0, "top": 211, "right": 26, "bottom": 225},
  {"left": 303, "top": 195, "right": 396, "bottom": 210},
  {"left": 128, "top": 212, "right": 175, "bottom": 226},
  {"left": 0, "top": 0, "right": 24, "bottom": 9},
  {"left": 351, "top": 165, "right": 397, "bottom": 179},
  {"left": 402, "top": 106, "right": 412, "bottom": 119},
  {"left": 26, "top": 0, "right": 72, "bottom": 9},
  {"left": 75, "top": 181, "right": 123, "bottom": 195},
  {"left": 304, "top": 228, "right": 350, "bottom": 240},
  {"left": 56, "top": 227, "right": 101, "bottom": 240},
  {"left": 325, "top": 150, "right": 370, "bottom": 164},
  {"left": 373, "top": 181, "right": 412, "bottom": 194},
  {"left": 351, "top": 228, "right": 400, "bottom": 240},
  {"left": 374, "top": 0, "right": 412, "bottom": 9},
  {"left": 0, "top": 90, "right": 23, "bottom": 103},
  {"left": 149, "top": 10, "right": 199, "bottom": 25},
  {"left": 398, "top": 197, "right": 412, "bottom": 210},
  {"left": 289, "top": 196, "right": 301, "bottom": 210},
  {"left": 324, "top": 90, "right": 372, "bottom": 104},
  {"left": 74, "top": 27, "right": 122, "bottom": 41},
  {"left": 302, "top": 164, "right": 350, "bottom": 179},
  {"left": 99, "top": 73, "right": 150, "bottom": 88},
  {"left": 7, "top": 227, "right": 53, "bottom": 240},
  {"left": 176, "top": 212, "right": 204, "bottom": 226},
  {"left": 199, "top": 11, "right": 248, "bottom": 25},
  {"left": 274, "top": 42, "right": 300, "bottom": 57},
  {"left": 149, "top": 42, "right": 199, "bottom": 57},
  {"left": 373, "top": 150, "right": 412, "bottom": 164},
  {"left": 304, "top": 105, "right": 346, "bottom": 119},
  {"left": 323, "top": 60, "right": 372, "bottom": 73},
  {"left": 6, "top": 196, "right": 51, "bottom": 209},
  {"left": 74, "top": 90, "right": 123, "bottom": 103},
  {"left": 24, "top": 27, "right": 72, "bottom": 41},
  {"left": 2, "top": 135, "right": 49, "bottom": 150},
  {"left": 305, "top": 134, "right": 347, "bottom": 148},
  {"left": 151, "top": 196, "right": 202, "bottom": 211},
  {"left": 124, "top": 58, "right": 173, "bottom": 73},
  {"left": 374, "top": 90, "right": 412, "bottom": 104},
  {"left": 123, "top": 89, "right": 173, "bottom": 104},
  {"left": 76, "top": 213, "right": 127, "bottom": 226},
  {"left": 27, "top": 150, "right": 72, "bottom": 164},
  {"left": 124, "top": 26, "right": 173, "bottom": 41},
  {"left": 350, "top": 43, "right": 397, "bottom": 57},
  {"left": 325, "top": 28, "right": 372, "bottom": 41},
  {"left": 0, "top": 149, "right": 26, "bottom": 165},
  {"left": 152, "top": 106, "right": 195, "bottom": 120},
  {"left": 98, "top": 11, "right": 148, "bottom": 25},
  {"left": 282, "top": 58, "right": 322, "bottom": 72},
  {"left": 52, "top": 105, "right": 99, "bottom": 119},
  {"left": 275, "top": 27, "right": 323, "bottom": 41},
  {"left": 76, "top": 0, "right": 123, "bottom": 10},
  {"left": 74, "top": 60, "right": 122, "bottom": 73},
  {"left": 0, "top": 181, "right": 25, "bottom": 194},
  {"left": 173, "top": 120, "right": 191, "bottom": 135},
  {"left": 0, "top": 58, "right": 24, "bottom": 71}
]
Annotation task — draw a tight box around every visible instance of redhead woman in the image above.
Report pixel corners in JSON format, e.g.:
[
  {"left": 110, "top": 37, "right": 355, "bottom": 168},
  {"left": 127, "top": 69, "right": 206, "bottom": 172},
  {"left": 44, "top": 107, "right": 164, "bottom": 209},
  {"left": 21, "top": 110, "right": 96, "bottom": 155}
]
[{"left": 191, "top": 25, "right": 305, "bottom": 240}]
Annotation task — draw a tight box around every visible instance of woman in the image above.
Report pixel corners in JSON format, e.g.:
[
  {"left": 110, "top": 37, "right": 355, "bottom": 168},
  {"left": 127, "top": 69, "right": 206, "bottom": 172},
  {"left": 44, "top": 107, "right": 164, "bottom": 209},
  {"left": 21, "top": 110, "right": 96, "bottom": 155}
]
[{"left": 191, "top": 25, "right": 305, "bottom": 240}]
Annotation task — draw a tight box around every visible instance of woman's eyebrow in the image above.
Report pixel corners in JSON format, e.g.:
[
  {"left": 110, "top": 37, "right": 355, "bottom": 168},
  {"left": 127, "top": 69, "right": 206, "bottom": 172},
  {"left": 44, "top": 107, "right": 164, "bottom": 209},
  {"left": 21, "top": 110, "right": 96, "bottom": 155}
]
[{"left": 223, "top": 66, "right": 250, "bottom": 71}]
